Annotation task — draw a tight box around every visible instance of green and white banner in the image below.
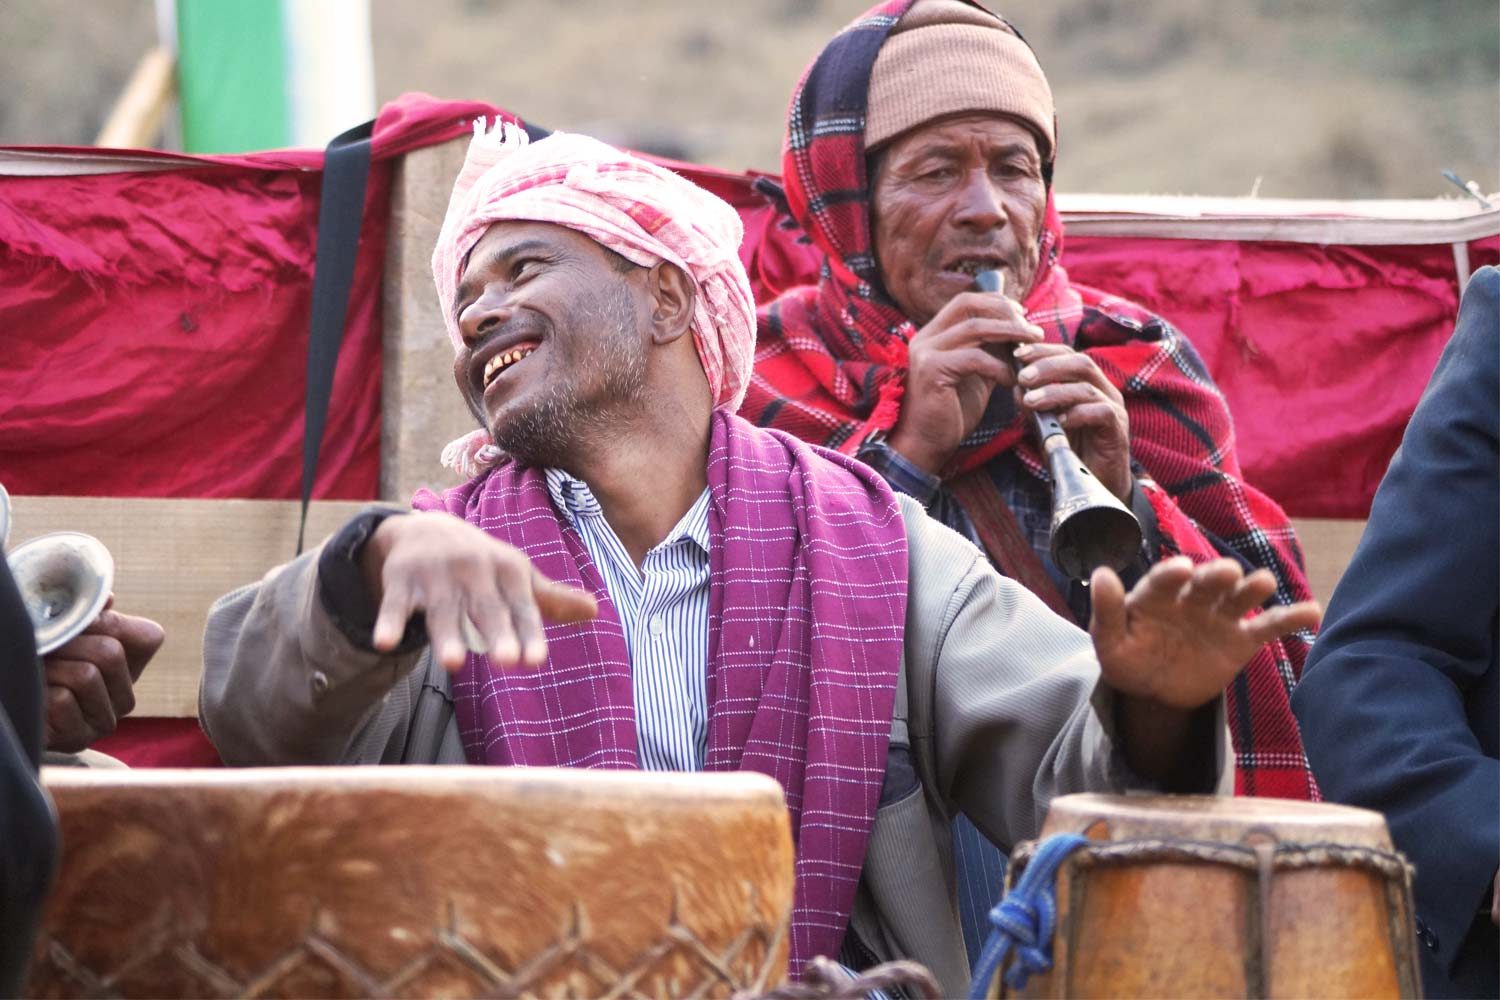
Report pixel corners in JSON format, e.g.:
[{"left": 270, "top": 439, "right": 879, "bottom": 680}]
[{"left": 163, "top": 0, "right": 374, "bottom": 153}]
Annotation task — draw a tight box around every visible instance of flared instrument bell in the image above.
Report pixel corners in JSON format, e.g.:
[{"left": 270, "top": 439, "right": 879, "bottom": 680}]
[
  {"left": 973, "top": 268, "right": 1144, "bottom": 581},
  {"left": 7, "top": 532, "right": 114, "bottom": 655},
  {"left": 1044, "top": 439, "right": 1144, "bottom": 579}
]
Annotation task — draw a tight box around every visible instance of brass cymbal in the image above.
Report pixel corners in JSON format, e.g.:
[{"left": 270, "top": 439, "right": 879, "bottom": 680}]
[{"left": 7, "top": 532, "right": 114, "bottom": 655}]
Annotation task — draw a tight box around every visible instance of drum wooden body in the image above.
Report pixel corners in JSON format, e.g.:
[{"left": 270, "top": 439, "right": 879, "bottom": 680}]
[
  {"left": 27, "top": 767, "right": 794, "bottom": 999},
  {"left": 1006, "top": 794, "right": 1420, "bottom": 999}
]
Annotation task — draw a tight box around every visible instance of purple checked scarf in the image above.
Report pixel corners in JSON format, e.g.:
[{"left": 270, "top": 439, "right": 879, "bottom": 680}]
[{"left": 412, "top": 409, "right": 910, "bottom": 974}]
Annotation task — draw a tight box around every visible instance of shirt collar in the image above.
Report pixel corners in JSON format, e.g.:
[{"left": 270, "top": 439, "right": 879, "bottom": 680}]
[{"left": 544, "top": 468, "right": 711, "bottom": 556}]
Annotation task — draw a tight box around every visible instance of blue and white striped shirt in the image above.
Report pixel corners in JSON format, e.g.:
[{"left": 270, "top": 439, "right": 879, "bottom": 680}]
[{"left": 544, "top": 468, "right": 711, "bottom": 772}]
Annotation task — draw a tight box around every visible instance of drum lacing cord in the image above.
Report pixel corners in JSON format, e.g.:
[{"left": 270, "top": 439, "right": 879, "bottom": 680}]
[
  {"left": 981, "top": 835, "right": 1416, "bottom": 999},
  {"left": 966, "top": 832, "right": 1092, "bottom": 999}
]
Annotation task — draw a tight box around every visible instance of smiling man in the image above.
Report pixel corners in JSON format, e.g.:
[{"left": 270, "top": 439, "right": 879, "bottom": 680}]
[
  {"left": 742, "top": 0, "right": 1321, "bottom": 962},
  {"left": 200, "top": 127, "right": 1319, "bottom": 994}
]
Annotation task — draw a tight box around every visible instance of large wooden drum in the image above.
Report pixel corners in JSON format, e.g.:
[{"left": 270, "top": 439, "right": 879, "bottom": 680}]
[
  {"left": 26, "top": 767, "right": 794, "bottom": 999},
  {"left": 1002, "top": 794, "right": 1420, "bottom": 999}
]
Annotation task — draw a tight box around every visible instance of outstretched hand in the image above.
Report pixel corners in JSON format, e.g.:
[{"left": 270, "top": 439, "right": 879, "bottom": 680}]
[
  {"left": 362, "top": 512, "right": 599, "bottom": 671},
  {"left": 1090, "top": 556, "right": 1321, "bottom": 710}
]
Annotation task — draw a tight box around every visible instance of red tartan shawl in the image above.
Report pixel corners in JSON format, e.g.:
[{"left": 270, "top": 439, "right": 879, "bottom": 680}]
[
  {"left": 412, "top": 409, "right": 910, "bottom": 973},
  {"left": 740, "top": 0, "right": 1318, "bottom": 798}
]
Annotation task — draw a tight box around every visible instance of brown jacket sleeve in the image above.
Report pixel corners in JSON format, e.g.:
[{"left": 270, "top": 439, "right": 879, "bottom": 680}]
[{"left": 198, "top": 538, "right": 434, "bottom": 766}]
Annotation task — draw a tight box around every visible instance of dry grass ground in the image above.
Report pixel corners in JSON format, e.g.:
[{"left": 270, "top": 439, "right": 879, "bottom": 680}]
[{"left": 4, "top": 0, "right": 1497, "bottom": 198}]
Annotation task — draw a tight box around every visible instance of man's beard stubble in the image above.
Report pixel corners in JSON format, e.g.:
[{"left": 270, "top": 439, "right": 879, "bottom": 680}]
[{"left": 488, "top": 287, "right": 649, "bottom": 470}]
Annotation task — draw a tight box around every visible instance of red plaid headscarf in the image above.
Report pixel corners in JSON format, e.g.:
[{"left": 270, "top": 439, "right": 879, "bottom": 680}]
[{"left": 742, "top": 0, "right": 1319, "bottom": 798}]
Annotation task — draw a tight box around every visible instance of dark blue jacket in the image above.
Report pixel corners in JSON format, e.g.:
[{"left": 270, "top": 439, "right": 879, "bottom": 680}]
[
  {"left": 0, "top": 551, "right": 57, "bottom": 997},
  {"left": 1294, "top": 266, "right": 1499, "bottom": 998}
]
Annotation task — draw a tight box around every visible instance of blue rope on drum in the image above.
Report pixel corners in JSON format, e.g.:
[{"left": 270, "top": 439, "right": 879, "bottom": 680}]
[{"left": 966, "top": 833, "right": 1092, "bottom": 999}]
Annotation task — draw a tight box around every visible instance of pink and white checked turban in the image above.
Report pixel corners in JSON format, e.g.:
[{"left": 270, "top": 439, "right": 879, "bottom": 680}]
[{"left": 432, "top": 122, "right": 756, "bottom": 476}]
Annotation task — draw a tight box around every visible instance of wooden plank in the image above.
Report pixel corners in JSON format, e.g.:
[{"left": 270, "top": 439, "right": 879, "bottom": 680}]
[
  {"left": 6, "top": 497, "right": 368, "bottom": 718},
  {"left": 1290, "top": 517, "right": 1367, "bottom": 609},
  {"left": 2, "top": 499, "right": 1367, "bottom": 720},
  {"left": 1058, "top": 192, "right": 1498, "bottom": 219},
  {"left": 1058, "top": 192, "right": 1499, "bottom": 245},
  {"left": 95, "top": 48, "right": 176, "bottom": 149},
  {"left": 379, "top": 134, "right": 476, "bottom": 504}
]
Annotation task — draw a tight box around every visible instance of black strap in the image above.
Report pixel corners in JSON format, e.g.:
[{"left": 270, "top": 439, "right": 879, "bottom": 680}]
[{"left": 298, "top": 120, "right": 375, "bottom": 555}]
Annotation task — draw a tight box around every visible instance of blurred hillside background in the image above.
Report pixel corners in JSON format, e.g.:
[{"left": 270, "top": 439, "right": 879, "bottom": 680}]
[{"left": 5, "top": 0, "right": 1497, "bottom": 198}]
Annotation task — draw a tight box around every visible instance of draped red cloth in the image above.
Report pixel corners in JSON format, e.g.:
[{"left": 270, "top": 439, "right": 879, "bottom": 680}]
[
  {"left": 0, "top": 93, "right": 502, "bottom": 500},
  {"left": 4, "top": 92, "right": 1489, "bottom": 514}
]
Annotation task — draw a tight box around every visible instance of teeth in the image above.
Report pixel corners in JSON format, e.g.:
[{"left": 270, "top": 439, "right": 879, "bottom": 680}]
[{"left": 483, "top": 346, "right": 536, "bottom": 386}]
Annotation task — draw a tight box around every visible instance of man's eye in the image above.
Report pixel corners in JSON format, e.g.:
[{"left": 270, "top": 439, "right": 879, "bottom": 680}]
[
  {"left": 918, "top": 167, "right": 957, "bottom": 183},
  {"left": 512, "top": 257, "right": 544, "bottom": 282}
]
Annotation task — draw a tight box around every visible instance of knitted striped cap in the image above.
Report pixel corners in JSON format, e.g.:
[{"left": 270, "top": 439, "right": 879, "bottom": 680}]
[{"left": 865, "top": 0, "right": 1055, "bottom": 158}]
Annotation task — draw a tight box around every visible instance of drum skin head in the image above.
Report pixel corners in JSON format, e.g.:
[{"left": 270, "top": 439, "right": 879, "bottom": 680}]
[{"left": 1041, "top": 792, "right": 1394, "bottom": 849}]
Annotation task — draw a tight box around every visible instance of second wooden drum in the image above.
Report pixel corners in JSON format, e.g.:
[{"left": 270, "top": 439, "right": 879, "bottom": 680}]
[{"left": 1003, "top": 793, "right": 1420, "bottom": 999}]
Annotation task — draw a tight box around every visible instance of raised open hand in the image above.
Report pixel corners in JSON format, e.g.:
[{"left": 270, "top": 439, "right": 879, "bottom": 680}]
[{"left": 1090, "top": 556, "right": 1321, "bottom": 710}]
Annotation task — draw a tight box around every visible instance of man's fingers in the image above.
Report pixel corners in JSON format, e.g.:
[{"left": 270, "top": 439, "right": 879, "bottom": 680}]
[
  {"left": 532, "top": 571, "right": 599, "bottom": 625},
  {"left": 1087, "top": 566, "right": 1128, "bottom": 642},
  {"left": 1020, "top": 380, "right": 1112, "bottom": 416},
  {"left": 1126, "top": 556, "right": 1196, "bottom": 614},
  {"left": 935, "top": 348, "right": 1014, "bottom": 388},
  {"left": 424, "top": 598, "right": 469, "bottom": 672},
  {"left": 464, "top": 590, "right": 520, "bottom": 665},
  {"left": 45, "top": 660, "right": 117, "bottom": 742},
  {"left": 1016, "top": 348, "right": 1121, "bottom": 399},
  {"left": 1241, "top": 601, "right": 1322, "bottom": 646},
  {"left": 926, "top": 315, "right": 1043, "bottom": 355},
  {"left": 53, "top": 634, "right": 135, "bottom": 718},
  {"left": 1178, "top": 559, "right": 1243, "bottom": 612},
  {"left": 925, "top": 290, "right": 1037, "bottom": 335},
  {"left": 45, "top": 686, "right": 94, "bottom": 754},
  {"left": 372, "top": 579, "right": 415, "bottom": 652},
  {"left": 508, "top": 590, "right": 549, "bottom": 666},
  {"left": 1048, "top": 400, "right": 1119, "bottom": 432},
  {"left": 486, "top": 603, "right": 523, "bottom": 667},
  {"left": 1222, "top": 569, "right": 1279, "bottom": 619},
  {"left": 112, "top": 614, "right": 165, "bottom": 679},
  {"left": 84, "top": 610, "right": 165, "bottom": 680}
]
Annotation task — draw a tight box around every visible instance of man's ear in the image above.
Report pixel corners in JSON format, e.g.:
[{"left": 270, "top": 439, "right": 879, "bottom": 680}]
[{"left": 645, "top": 261, "right": 695, "bottom": 346}]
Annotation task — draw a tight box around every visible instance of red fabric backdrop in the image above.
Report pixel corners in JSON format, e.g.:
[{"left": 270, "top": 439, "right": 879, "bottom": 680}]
[
  {"left": 3, "top": 95, "right": 1495, "bottom": 765},
  {"left": 0, "top": 94, "right": 499, "bottom": 501},
  {"left": 1055, "top": 237, "right": 1499, "bottom": 518}
]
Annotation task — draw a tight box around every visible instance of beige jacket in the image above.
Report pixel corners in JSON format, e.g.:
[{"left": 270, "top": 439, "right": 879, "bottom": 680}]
[{"left": 200, "top": 494, "right": 1228, "bottom": 995}]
